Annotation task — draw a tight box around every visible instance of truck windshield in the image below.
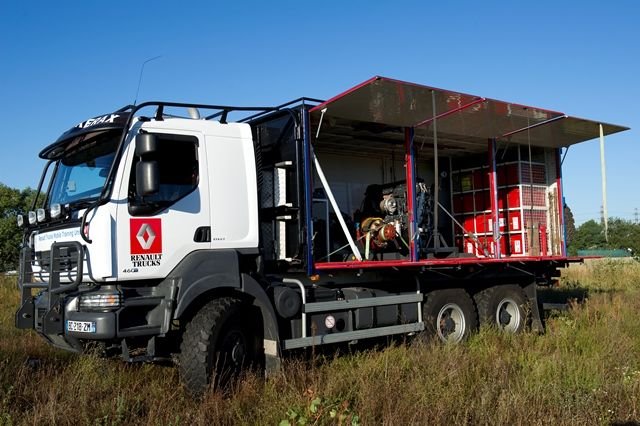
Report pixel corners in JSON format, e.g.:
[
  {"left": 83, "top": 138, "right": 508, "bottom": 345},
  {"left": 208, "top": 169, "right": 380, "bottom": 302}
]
[{"left": 47, "top": 131, "right": 119, "bottom": 206}]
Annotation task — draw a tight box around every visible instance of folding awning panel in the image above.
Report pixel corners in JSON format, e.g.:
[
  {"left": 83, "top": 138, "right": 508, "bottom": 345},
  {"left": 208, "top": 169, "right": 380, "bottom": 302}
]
[
  {"left": 430, "top": 98, "right": 564, "bottom": 144},
  {"left": 504, "top": 116, "right": 629, "bottom": 148},
  {"left": 310, "top": 76, "right": 629, "bottom": 151},
  {"left": 309, "top": 76, "right": 481, "bottom": 128}
]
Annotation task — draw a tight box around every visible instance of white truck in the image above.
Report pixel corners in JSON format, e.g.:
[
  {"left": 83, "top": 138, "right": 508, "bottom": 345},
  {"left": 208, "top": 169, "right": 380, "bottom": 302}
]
[{"left": 15, "top": 77, "right": 628, "bottom": 394}]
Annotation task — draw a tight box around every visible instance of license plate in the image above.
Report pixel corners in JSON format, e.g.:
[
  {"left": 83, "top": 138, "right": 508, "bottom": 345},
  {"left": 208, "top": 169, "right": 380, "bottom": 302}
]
[{"left": 66, "top": 320, "right": 96, "bottom": 333}]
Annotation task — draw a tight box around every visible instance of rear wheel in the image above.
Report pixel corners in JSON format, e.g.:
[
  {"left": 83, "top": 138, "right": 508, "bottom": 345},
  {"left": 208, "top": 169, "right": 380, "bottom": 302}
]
[
  {"left": 475, "top": 285, "right": 529, "bottom": 333},
  {"left": 423, "top": 289, "right": 478, "bottom": 343},
  {"left": 179, "top": 297, "right": 259, "bottom": 396}
]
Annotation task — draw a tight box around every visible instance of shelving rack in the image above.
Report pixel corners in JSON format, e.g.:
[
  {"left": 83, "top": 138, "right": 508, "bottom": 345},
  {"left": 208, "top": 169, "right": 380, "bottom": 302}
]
[{"left": 451, "top": 146, "right": 560, "bottom": 257}]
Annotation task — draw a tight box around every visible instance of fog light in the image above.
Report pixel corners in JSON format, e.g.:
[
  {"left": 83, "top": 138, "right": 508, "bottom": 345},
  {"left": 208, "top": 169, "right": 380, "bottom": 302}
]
[
  {"left": 17, "top": 214, "right": 24, "bottom": 228},
  {"left": 36, "top": 208, "right": 48, "bottom": 223},
  {"left": 28, "top": 211, "right": 37, "bottom": 225},
  {"left": 79, "top": 292, "right": 122, "bottom": 311},
  {"left": 50, "top": 203, "right": 63, "bottom": 219}
]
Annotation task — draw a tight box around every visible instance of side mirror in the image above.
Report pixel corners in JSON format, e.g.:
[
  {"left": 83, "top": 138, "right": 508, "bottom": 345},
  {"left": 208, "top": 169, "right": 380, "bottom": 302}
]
[
  {"left": 136, "top": 161, "right": 159, "bottom": 196},
  {"left": 136, "top": 133, "right": 157, "bottom": 156},
  {"left": 134, "top": 133, "right": 159, "bottom": 197}
]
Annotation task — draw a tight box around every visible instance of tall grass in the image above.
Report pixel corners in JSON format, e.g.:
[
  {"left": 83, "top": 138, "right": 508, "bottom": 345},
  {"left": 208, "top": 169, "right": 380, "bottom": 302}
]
[
  {"left": 1, "top": 260, "right": 640, "bottom": 425},
  {"left": 561, "top": 258, "right": 640, "bottom": 292}
]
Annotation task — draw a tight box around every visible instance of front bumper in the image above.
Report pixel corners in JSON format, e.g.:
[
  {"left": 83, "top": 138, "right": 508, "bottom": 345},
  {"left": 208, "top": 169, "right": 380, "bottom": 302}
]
[
  {"left": 16, "top": 242, "right": 171, "bottom": 354},
  {"left": 16, "top": 241, "right": 95, "bottom": 352}
]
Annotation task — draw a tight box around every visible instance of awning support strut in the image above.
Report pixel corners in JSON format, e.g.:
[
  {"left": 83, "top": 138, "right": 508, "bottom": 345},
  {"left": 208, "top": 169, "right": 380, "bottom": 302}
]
[{"left": 432, "top": 90, "right": 440, "bottom": 248}]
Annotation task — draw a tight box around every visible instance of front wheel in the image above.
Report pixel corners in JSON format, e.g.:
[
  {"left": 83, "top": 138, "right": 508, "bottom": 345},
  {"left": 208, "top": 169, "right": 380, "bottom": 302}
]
[
  {"left": 423, "top": 289, "right": 478, "bottom": 343},
  {"left": 178, "top": 297, "right": 259, "bottom": 396}
]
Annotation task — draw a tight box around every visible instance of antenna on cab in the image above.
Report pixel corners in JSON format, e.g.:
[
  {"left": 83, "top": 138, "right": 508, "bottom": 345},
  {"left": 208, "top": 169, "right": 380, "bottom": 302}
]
[{"left": 134, "top": 55, "right": 162, "bottom": 105}]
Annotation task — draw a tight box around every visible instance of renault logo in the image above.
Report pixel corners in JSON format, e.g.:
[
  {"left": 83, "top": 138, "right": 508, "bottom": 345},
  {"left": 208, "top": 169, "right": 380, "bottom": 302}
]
[{"left": 136, "top": 223, "right": 156, "bottom": 250}]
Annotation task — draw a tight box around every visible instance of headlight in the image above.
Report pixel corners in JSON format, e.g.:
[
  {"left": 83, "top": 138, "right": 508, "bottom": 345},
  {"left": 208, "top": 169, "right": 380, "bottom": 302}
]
[
  {"left": 36, "top": 208, "right": 48, "bottom": 223},
  {"left": 79, "top": 292, "right": 122, "bottom": 311},
  {"left": 17, "top": 214, "right": 24, "bottom": 228},
  {"left": 50, "top": 203, "right": 63, "bottom": 219},
  {"left": 28, "top": 211, "right": 37, "bottom": 225}
]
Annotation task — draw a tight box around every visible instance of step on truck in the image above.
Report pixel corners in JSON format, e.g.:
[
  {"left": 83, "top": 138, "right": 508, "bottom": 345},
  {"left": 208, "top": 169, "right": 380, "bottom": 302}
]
[{"left": 15, "top": 76, "right": 629, "bottom": 394}]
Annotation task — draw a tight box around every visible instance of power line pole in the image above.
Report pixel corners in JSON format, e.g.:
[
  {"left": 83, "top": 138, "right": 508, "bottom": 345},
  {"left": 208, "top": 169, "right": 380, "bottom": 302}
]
[{"left": 599, "top": 124, "right": 609, "bottom": 243}]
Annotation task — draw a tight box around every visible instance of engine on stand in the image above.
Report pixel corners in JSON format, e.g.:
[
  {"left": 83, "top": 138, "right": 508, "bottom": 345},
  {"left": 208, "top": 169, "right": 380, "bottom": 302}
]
[{"left": 354, "top": 182, "right": 434, "bottom": 260}]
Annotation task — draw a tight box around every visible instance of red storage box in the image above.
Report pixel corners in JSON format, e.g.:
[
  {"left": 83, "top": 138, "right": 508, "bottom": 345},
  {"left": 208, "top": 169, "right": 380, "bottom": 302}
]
[
  {"left": 461, "top": 215, "right": 475, "bottom": 233},
  {"left": 497, "top": 165, "right": 506, "bottom": 187},
  {"left": 507, "top": 187, "right": 521, "bottom": 208},
  {"left": 475, "top": 214, "right": 491, "bottom": 233},
  {"left": 474, "top": 191, "right": 490, "bottom": 212},
  {"left": 452, "top": 195, "right": 463, "bottom": 213},
  {"left": 481, "top": 236, "right": 507, "bottom": 257},
  {"left": 462, "top": 193, "right": 474, "bottom": 212},
  {"left": 489, "top": 212, "right": 522, "bottom": 232},
  {"left": 457, "top": 236, "right": 483, "bottom": 256},
  {"left": 488, "top": 214, "right": 509, "bottom": 233},
  {"left": 473, "top": 169, "right": 487, "bottom": 190},
  {"left": 505, "top": 210, "right": 522, "bottom": 232},
  {"left": 507, "top": 234, "right": 524, "bottom": 255},
  {"left": 463, "top": 237, "right": 476, "bottom": 255},
  {"left": 505, "top": 164, "right": 519, "bottom": 185},
  {"left": 495, "top": 190, "right": 508, "bottom": 210}
]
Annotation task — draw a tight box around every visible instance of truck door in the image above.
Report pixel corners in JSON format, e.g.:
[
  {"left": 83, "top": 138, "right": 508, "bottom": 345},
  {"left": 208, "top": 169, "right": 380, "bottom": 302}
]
[{"left": 115, "top": 130, "right": 210, "bottom": 280}]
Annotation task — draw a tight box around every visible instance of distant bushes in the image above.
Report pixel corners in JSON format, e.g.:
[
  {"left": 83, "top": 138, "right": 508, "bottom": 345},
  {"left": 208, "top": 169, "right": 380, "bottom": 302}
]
[
  {"left": 0, "top": 183, "right": 38, "bottom": 272},
  {"left": 568, "top": 218, "right": 640, "bottom": 256}
]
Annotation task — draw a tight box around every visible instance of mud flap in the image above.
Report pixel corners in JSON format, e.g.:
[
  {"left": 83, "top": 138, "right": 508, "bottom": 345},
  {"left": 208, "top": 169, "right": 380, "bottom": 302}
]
[
  {"left": 241, "top": 274, "right": 282, "bottom": 376},
  {"left": 523, "top": 281, "right": 544, "bottom": 333}
]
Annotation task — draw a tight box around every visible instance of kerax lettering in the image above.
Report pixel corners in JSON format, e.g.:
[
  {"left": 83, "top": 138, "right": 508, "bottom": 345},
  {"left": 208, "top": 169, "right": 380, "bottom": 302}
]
[{"left": 76, "top": 114, "right": 120, "bottom": 129}]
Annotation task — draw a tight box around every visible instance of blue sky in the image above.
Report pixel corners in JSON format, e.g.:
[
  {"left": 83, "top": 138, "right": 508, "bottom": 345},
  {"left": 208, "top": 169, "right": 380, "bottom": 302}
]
[{"left": 1, "top": 1, "right": 637, "bottom": 224}]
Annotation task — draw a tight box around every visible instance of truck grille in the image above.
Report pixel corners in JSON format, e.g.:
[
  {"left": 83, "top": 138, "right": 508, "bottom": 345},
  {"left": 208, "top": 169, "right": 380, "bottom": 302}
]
[{"left": 35, "top": 246, "right": 80, "bottom": 273}]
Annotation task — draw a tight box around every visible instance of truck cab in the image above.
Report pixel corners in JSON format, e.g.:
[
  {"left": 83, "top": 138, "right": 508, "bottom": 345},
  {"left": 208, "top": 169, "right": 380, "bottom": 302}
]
[{"left": 16, "top": 103, "right": 271, "bottom": 365}]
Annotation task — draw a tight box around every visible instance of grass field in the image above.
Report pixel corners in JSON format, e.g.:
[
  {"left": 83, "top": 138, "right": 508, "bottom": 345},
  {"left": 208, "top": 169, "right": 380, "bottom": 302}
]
[{"left": 2, "top": 260, "right": 640, "bottom": 425}]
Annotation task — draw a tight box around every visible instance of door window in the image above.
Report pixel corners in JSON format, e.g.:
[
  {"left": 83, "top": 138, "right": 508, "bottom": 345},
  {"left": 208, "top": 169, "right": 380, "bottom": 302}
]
[{"left": 128, "top": 134, "right": 199, "bottom": 215}]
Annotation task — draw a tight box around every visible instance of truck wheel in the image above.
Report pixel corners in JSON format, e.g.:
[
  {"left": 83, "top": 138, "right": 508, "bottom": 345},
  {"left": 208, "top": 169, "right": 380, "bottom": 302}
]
[
  {"left": 423, "top": 289, "right": 477, "bottom": 343},
  {"left": 179, "top": 297, "right": 258, "bottom": 396},
  {"left": 475, "top": 285, "right": 529, "bottom": 333}
]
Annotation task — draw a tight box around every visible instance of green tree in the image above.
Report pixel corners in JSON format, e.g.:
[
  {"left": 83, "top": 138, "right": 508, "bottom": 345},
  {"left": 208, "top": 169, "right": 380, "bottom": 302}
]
[
  {"left": 569, "top": 219, "right": 605, "bottom": 254},
  {"left": 607, "top": 218, "right": 640, "bottom": 254},
  {"left": 568, "top": 217, "right": 640, "bottom": 256},
  {"left": 564, "top": 203, "right": 576, "bottom": 248},
  {"left": 0, "top": 183, "right": 38, "bottom": 271}
]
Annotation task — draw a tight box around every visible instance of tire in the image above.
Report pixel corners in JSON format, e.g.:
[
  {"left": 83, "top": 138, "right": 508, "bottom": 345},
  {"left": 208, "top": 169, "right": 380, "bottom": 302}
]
[
  {"left": 423, "top": 289, "right": 478, "bottom": 343},
  {"left": 179, "top": 297, "right": 259, "bottom": 396},
  {"left": 475, "top": 285, "right": 529, "bottom": 333}
]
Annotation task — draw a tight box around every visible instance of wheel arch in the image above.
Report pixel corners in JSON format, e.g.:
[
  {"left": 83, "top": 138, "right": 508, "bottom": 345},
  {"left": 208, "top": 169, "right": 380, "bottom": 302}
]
[
  {"left": 172, "top": 249, "right": 243, "bottom": 319},
  {"left": 170, "top": 250, "right": 281, "bottom": 371}
]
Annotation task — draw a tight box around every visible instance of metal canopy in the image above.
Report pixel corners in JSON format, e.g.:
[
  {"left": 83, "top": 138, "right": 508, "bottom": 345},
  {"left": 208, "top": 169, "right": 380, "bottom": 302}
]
[
  {"left": 310, "top": 76, "right": 629, "bottom": 150},
  {"left": 503, "top": 115, "right": 628, "bottom": 147},
  {"left": 310, "top": 76, "right": 481, "bottom": 128}
]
